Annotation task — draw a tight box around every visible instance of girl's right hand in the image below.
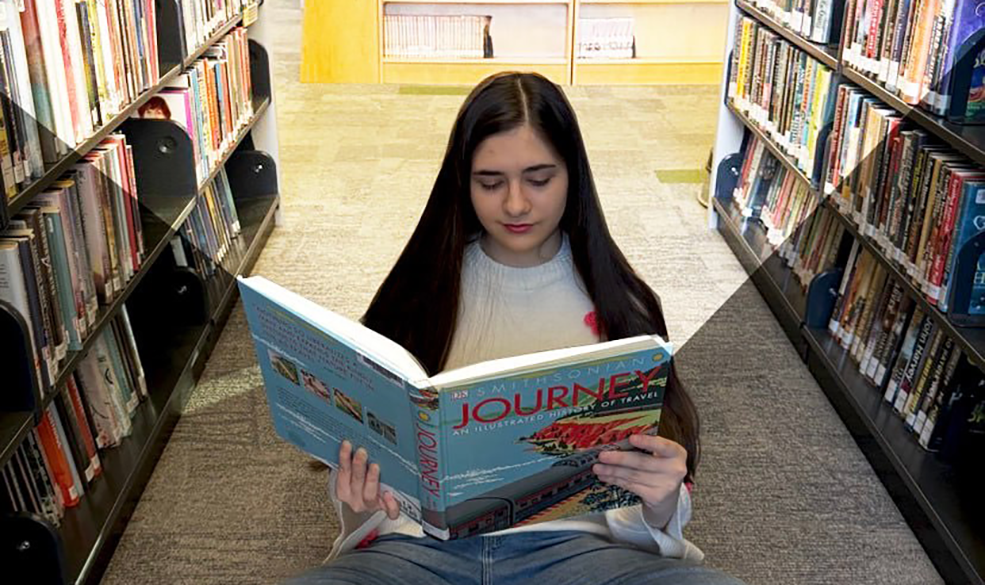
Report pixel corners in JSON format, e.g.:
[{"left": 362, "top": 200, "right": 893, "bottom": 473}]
[{"left": 336, "top": 440, "right": 401, "bottom": 520}]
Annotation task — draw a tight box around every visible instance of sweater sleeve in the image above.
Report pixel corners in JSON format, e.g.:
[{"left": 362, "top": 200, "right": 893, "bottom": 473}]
[{"left": 603, "top": 483, "right": 704, "bottom": 561}]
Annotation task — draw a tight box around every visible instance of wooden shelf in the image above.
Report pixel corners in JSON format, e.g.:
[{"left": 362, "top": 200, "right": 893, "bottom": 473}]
[
  {"left": 382, "top": 60, "right": 570, "bottom": 84},
  {"left": 384, "top": 0, "right": 570, "bottom": 3},
  {"left": 382, "top": 57, "right": 568, "bottom": 64},
  {"left": 734, "top": 0, "right": 838, "bottom": 69},
  {"left": 581, "top": 0, "right": 726, "bottom": 4},
  {"left": 575, "top": 59, "right": 722, "bottom": 84}
]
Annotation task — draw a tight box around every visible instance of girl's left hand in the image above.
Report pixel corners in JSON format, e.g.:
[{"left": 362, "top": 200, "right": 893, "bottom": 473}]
[{"left": 592, "top": 434, "right": 688, "bottom": 530}]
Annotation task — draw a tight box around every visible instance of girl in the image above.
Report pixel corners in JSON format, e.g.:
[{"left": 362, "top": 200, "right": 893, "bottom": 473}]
[{"left": 287, "top": 72, "right": 743, "bottom": 585}]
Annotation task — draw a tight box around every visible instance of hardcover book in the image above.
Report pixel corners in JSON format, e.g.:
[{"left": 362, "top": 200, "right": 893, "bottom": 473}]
[{"left": 238, "top": 275, "right": 673, "bottom": 540}]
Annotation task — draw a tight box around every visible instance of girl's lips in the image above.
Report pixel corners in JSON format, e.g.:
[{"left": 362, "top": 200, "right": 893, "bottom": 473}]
[{"left": 503, "top": 223, "right": 533, "bottom": 233}]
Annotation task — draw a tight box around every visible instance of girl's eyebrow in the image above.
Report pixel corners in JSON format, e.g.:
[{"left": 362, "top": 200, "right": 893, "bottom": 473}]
[{"left": 472, "top": 164, "right": 557, "bottom": 176}]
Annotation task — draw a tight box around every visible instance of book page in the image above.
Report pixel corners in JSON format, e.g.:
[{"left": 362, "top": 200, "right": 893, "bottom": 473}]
[{"left": 429, "top": 335, "right": 666, "bottom": 389}]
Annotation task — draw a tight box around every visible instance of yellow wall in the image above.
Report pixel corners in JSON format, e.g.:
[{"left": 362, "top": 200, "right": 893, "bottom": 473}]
[{"left": 301, "top": 0, "right": 380, "bottom": 83}]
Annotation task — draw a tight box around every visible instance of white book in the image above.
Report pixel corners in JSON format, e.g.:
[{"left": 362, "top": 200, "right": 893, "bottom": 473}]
[
  {"left": 0, "top": 241, "right": 43, "bottom": 388},
  {"left": 61, "top": 0, "right": 94, "bottom": 141}
]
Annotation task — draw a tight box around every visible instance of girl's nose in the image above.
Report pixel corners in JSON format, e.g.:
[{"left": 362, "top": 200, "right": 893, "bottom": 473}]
[{"left": 504, "top": 180, "right": 531, "bottom": 217}]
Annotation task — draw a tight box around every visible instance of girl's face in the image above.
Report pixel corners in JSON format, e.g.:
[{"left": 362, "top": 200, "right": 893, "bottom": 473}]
[{"left": 469, "top": 124, "right": 569, "bottom": 267}]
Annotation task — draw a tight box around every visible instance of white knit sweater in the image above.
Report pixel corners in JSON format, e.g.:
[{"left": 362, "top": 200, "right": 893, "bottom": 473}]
[{"left": 325, "top": 235, "right": 703, "bottom": 562}]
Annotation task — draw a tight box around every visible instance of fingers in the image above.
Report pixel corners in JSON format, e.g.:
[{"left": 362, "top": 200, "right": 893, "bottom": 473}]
[
  {"left": 336, "top": 441, "right": 402, "bottom": 520},
  {"left": 629, "top": 434, "right": 687, "bottom": 459},
  {"left": 363, "top": 462, "right": 381, "bottom": 504},
  {"left": 597, "top": 449, "right": 664, "bottom": 472},
  {"left": 381, "top": 491, "right": 401, "bottom": 520},
  {"left": 336, "top": 441, "right": 352, "bottom": 501},
  {"left": 352, "top": 447, "right": 368, "bottom": 486},
  {"left": 593, "top": 463, "right": 661, "bottom": 488}
]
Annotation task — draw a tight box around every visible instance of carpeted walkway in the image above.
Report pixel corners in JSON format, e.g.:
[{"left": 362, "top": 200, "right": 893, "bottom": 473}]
[{"left": 99, "top": 1, "right": 944, "bottom": 583}]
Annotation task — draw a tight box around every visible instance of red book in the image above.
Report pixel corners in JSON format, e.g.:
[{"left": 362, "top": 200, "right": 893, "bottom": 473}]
[
  {"left": 50, "top": 0, "right": 83, "bottom": 143},
  {"left": 37, "top": 410, "right": 80, "bottom": 507}
]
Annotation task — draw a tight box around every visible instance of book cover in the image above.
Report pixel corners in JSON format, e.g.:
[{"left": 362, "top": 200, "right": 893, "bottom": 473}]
[
  {"left": 238, "top": 275, "right": 672, "bottom": 541},
  {"left": 933, "top": 0, "right": 985, "bottom": 114}
]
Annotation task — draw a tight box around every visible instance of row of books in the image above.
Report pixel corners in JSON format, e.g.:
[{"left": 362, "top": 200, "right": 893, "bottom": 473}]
[
  {"left": 383, "top": 15, "right": 492, "bottom": 60},
  {"left": 172, "top": 166, "right": 241, "bottom": 279},
  {"left": 742, "top": 0, "right": 845, "bottom": 44},
  {"left": 782, "top": 203, "right": 847, "bottom": 288},
  {"left": 0, "top": 134, "right": 143, "bottom": 398},
  {"left": 0, "top": 0, "right": 159, "bottom": 199},
  {"left": 133, "top": 27, "right": 253, "bottom": 185},
  {"left": 731, "top": 137, "right": 846, "bottom": 288},
  {"left": 829, "top": 241, "right": 984, "bottom": 454},
  {"left": 0, "top": 308, "right": 147, "bottom": 525},
  {"left": 576, "top": 18, "right": 635, "bottom": 60},
  {"left": 168, "top": 165, "right": 242, "bottom": 312},
  {"left": 179, "top": 0, "right": 245, "bottom": 59},
  {"left": 841, "top": 0, "right": 985, "bottom": 119},
  {"left": 728, "top": 16, "right": 835, "bottom": 182},
  {"left": 824, "top": 81, "right": 985, "bottom": 314},
  {"left": 733, "top": 135, "right": 818, "bottom": 247},
  {"left": 0, "top": 0, "right": 250, "bottom": 207},
  {"left": 728, "top": 138, "right": 984, "bottom": 457}
]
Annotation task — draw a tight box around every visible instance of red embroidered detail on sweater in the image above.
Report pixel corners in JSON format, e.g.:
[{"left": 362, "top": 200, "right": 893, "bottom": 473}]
[
  {"left": 684, "top": 481, "right": 694, "bottom": 494},
  {"left": 584, "top": 311, "right": 599, "bottom": 336},
  {"left": 356, "top": 529, "right": 379, "bottom": 549}
]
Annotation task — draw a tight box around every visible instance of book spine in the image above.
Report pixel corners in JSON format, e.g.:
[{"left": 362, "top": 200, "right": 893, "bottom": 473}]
[
  {"left": 916, "top": 346, "right": 962, "bottom": 442},
  {"left": 36, "top": 408, "right": 80, "bottom": 506},
  {"left": 911, "top": 336, "right": 955, "bottom": 432},
  {"left": 66, "top": 374, "right": 102, "bottom": 476},
  {"left": 54, "top": 389, "right": 94, "bottom": 484},
  {"left": 407, "top": 385, "right": 448, "bottom": 540},
  {"left": 893, "top": 314, "right": 936, "bottom": 411},
  {"left": 941, "top": 179, "right": 985, "bottom": 312},
  {"left": 24, "top": 429, "right": 63, "bottom": 522}
]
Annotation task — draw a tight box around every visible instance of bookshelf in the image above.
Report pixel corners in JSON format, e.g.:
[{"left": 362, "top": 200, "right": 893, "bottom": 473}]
[
  {"left": 709, "top": 1, "right": 985, "bottom": 583},
  {"left": 0, "top": 2, "right": 281, "bottom": 584},
  {"left": 300, "top": 0, "right": 728, "bottom": 84}
]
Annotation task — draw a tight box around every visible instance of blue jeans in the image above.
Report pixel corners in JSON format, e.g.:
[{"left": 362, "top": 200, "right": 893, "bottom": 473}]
[{"left": 284, "top": 531, "right": 744, "bottom": 585}]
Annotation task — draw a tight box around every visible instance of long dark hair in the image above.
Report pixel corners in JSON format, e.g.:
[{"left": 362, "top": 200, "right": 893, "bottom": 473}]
[{"left": 362, "top": 72, "right": 701, "bottom": 481}]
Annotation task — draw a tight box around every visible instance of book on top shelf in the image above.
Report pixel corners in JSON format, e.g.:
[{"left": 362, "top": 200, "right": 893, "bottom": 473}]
[{"left": 237, "top": 275, "right": 672, "bottom": 541}]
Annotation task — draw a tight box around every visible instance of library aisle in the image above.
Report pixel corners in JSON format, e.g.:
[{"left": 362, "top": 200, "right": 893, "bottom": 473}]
[{"left": 95, "top": 1, "right": 938, "bottom": 584}]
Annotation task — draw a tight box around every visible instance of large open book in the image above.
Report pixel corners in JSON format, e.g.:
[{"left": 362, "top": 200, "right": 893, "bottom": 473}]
[{"left": 238, "top": 275, "right": 673, "bottom": 540}]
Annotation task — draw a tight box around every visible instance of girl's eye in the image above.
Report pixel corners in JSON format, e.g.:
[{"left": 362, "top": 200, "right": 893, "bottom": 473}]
[
  {"left": 528, "top": 178, "right": 551, "bottom": 187},
  {"left": 479, "top": 182, "right": 502, "bottom": 191}
]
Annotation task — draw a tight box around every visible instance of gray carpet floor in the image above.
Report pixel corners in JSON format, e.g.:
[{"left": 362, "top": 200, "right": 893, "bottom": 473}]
[{"left": 100, "top": 1, "right": 944, "bottom": 583}]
